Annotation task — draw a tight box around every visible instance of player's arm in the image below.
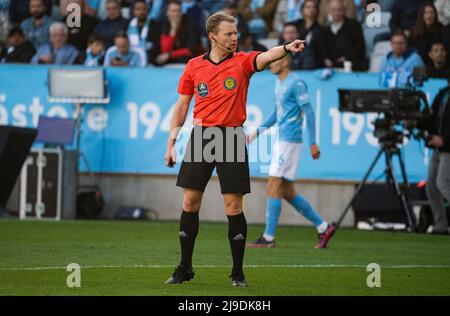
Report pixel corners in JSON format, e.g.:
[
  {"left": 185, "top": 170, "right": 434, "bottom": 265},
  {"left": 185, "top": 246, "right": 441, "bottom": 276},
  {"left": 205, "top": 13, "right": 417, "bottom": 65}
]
[
  {"left": 302, "top": 103, "right": 320, "bottom": 159},
  {"left": 302, "top": 103, "right": 316, "bottom": 145},
  {"left": 165, "top": 94, "right": 193, "bottom": 167},
  {"left": 247, "top": 110, "right": 276, "bottom": 144},
  {"left": 255, "top": 39, "right": 305, "bottom": 71},
  {"left": 296, "top": 81, "right": 320, "bottom": 159}
]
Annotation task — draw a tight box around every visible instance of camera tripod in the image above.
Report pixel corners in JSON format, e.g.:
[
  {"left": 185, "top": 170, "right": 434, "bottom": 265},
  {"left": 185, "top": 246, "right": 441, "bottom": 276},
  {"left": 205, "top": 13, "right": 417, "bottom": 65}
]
[{"left": 335, "top": 141, "right": 417, "bottom": 233}]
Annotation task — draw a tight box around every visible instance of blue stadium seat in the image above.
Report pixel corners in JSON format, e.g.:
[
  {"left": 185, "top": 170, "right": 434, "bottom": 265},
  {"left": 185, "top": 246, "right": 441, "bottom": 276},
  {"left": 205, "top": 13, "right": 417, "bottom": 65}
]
[
  {"left": 369, "top": 40, "right": 391, "bottom": 72},
  {"left": 363, "top": 11, "right": 391, "bottom": 57}
]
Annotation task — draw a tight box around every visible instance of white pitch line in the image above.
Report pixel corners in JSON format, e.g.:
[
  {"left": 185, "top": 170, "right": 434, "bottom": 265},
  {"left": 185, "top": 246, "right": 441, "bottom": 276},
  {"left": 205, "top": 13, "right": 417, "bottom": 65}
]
[{"left": 1, "top": 264, "right": 450, "bottom": 271}]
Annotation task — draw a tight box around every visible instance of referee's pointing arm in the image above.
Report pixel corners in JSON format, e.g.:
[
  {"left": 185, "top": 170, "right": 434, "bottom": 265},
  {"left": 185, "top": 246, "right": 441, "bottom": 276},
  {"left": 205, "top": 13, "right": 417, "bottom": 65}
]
[{"left": 255, "top": 39, "right": 305, "bottom": 71}]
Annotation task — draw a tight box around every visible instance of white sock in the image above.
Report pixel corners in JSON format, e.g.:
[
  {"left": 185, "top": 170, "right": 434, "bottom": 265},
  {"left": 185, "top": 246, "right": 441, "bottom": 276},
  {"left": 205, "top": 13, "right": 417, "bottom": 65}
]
[
  {"left": 317, "top": 221, "right": 328, "bottom": 234},
  {"left": 263, "top": 234, "right": 275, "bottom": 241}
]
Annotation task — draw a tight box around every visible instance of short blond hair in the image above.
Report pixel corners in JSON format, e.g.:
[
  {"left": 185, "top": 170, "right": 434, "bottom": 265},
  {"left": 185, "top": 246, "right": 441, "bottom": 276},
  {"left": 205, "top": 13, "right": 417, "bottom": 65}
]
[{"left": 206, "top": 12, "right": 236, "bottom": 34}]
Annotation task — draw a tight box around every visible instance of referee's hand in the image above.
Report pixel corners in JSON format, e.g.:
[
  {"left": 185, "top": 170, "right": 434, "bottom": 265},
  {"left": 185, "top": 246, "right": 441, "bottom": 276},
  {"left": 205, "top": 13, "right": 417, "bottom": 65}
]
[
  {"left": 285, "top": 39, "right": 305, "bottom": 53},
  {"left": 165, "top": 145, "right": 177, "bottom": 168},
  {"left": 310, "top": 144, "right": 320, "bottom": 160}
]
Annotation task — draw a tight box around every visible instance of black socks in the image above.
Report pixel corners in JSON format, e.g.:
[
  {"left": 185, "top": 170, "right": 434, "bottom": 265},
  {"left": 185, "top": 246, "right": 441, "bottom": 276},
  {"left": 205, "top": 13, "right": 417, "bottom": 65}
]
[
  {"left": 179, "top": 210, "right": 199, "bottom": 269},
  {"left": 227, "top": 212, "right": 247, "bottom": 274},
  {"left": 178, "top": 210, "right": 247, "bottom": 274}
]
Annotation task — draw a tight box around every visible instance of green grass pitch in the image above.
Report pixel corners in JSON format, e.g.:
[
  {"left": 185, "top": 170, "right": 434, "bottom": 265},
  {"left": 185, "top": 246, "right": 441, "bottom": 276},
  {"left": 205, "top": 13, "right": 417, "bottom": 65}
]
[{"left": 0, "top": 219, "right": 450, "bottom": 295}]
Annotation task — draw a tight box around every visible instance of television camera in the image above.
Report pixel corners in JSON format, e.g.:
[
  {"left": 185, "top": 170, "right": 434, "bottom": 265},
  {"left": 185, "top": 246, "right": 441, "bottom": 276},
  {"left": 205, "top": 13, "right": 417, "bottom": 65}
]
[
  {"left": 338, "top": 88, "right": 432, "bottom": 147},
  {"left": 335, "top": 83, "right": 433, "bottom": 233}
]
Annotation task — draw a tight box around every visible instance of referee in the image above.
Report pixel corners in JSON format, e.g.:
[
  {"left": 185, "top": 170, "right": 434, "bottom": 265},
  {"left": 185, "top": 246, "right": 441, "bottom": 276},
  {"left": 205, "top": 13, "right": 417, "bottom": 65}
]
[{"left": 164, "top": 12, "right": 305, "bottom": 287}]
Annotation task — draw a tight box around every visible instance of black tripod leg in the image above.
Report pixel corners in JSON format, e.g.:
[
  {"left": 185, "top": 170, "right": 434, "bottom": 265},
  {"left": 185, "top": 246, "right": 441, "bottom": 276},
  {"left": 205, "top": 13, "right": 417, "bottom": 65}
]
[
  {"left": 385, "top": 150, "right": 416, "bottom": 232},
  {"left": 396, "top": 152, "right": 417, "bottom": 231},
  {"left": 396, "top": 151, "right": 410, "bottom": 187},
  {"left": 335, "top": 148, "right": 384, "bottom": 228}
]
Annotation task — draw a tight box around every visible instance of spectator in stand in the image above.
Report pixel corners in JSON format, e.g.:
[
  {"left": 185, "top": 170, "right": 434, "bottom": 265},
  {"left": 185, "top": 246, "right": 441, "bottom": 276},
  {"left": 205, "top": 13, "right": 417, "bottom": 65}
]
[
  {"left": 9, "top": 0, "right": 52, "bottom": 25},
  {"left": 20, "top": 0, "right": 53, "bottom": 49},
  {"left": 61, "top": 0, "right": 98, "bottom": 51},
  {"left": 323, "top": 0, "right": 366, "bottom": 71},
  {"left": 149, "top": 0, "right": 203, "bottom": 66},
  {"left": 222, "top": 0, "right": 249, "bottom": 39},
  {"left": 0, "top": 27, "right": 36, "bottom": 63},
  {"left": 293, "top": 0, "right": 326, "bottom": 69},
  {"left": 238, "top": 0, "right": 279, "bottom": 39},
  {"left": 318, "top": 0, "right": 356, "bottom": 27},
  {"left": 92, "top": 0, "right": 129, "bottom": 49},
  {"left": 104, "top": 31, "right": 146, "bottom": 66},
  {"left": 130, "top": 0, "right": 164, "bottom": 21},
  {"left": 426, "top": 42, "right": 450, "bottom": 78},
  {"left": 410, "top": 3, "right": 443, "bottom": 65},
  {"left": 379, "top": 31, "right": 424, "bottom": 88},
  {"left": 83, "top": 34, "right": 105, "bottom": 66},
  {"left": 238, "top": 31, "right": 267, "bottom": 52},
  {"left": 127, "top": 0, "right": 155, "bottom": 55},
  {"left": 181, "top": 0, "right": 204, "bottom": 35},
  {"left": 31, "top": 21, "right": 79, "bottom": 64},
  {"left": 389, "top": 0, "right": 430, "bottom": 38},
  {"left": 434, "top": 0, "right": 450, "bottom": 26}
]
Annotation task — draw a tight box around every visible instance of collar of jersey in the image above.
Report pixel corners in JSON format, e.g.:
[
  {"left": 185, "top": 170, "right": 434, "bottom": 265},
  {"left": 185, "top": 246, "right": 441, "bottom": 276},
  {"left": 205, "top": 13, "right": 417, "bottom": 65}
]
[{"left": 203, "top": 50, "right": 234, "bottom": 65}]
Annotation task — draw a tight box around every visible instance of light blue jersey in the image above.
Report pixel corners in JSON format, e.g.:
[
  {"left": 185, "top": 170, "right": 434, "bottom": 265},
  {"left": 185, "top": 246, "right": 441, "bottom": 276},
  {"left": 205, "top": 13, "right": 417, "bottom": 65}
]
[{"left": 260, "top": 72, "right": 316, "bottom": 144}]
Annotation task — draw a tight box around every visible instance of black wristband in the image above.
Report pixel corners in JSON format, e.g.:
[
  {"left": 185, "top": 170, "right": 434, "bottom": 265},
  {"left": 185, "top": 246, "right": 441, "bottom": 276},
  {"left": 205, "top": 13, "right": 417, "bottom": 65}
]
[{"left": 283, "top": 42, "right": 291, "bottom": 54}]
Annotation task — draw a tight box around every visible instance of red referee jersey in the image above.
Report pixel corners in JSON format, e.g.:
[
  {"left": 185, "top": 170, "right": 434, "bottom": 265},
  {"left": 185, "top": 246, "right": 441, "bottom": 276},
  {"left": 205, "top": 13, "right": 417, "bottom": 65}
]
[{"left": 177, "top": 51, "right": 262, "bottom": 127}]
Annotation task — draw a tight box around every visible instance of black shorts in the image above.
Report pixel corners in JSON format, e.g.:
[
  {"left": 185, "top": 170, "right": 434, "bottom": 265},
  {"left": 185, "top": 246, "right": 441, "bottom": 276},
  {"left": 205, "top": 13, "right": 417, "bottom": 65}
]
[{"left": 176, "top": 126, "right": 250, "bottom": 194}]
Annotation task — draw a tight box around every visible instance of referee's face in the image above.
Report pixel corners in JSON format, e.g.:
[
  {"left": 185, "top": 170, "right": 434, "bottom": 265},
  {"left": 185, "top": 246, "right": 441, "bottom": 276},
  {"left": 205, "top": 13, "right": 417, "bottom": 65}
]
[{"left": 213, "top": 21, "right": 238, "bottom": 53}]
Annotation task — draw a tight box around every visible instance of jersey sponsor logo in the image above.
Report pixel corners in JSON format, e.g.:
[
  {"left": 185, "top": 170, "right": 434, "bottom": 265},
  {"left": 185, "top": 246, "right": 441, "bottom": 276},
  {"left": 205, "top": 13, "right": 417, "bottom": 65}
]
[
  {"left": 223, "top": 77, "right": 237, "bottom": 90},
  {"left": 197, "top": 82, "right": 209, "bottom": 97}
]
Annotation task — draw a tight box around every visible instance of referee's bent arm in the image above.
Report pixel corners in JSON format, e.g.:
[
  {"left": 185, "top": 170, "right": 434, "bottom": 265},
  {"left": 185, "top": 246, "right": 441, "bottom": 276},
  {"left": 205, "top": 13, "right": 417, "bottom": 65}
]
[
  {"left": 165, "top": 94, "right": 193, "bottom": 167},
  {"left": 168, "top": 94, "right": 193, "bottom": 145}
]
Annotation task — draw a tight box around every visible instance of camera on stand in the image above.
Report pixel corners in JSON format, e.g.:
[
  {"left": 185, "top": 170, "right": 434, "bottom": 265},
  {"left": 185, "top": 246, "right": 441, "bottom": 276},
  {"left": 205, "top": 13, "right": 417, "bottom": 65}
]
[{"left": 334, "top": 85, "right": 432, "bottom": 233}]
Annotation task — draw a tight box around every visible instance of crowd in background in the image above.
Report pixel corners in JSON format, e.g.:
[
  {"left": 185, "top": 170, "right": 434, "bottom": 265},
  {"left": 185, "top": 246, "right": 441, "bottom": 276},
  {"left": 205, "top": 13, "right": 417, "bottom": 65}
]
[{"left": 0, "top": 0, "right": 449, "bottom": 81}]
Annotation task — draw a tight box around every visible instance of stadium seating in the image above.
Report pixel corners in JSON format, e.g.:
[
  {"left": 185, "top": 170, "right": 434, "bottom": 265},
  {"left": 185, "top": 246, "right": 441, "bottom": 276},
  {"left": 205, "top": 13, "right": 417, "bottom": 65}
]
[
  {"left": 369, "top": 40, "right": 391, "bottom": 72},
  {"left": 363, "top": 12, "right": 391, "bottom": 58}
]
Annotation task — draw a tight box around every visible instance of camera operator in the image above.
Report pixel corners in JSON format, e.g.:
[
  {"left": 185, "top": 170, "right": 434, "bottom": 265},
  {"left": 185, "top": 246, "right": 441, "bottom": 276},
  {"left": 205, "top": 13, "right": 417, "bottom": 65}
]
[{"left": 426, "top": 75, "right": 450, "bottom": 235}]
